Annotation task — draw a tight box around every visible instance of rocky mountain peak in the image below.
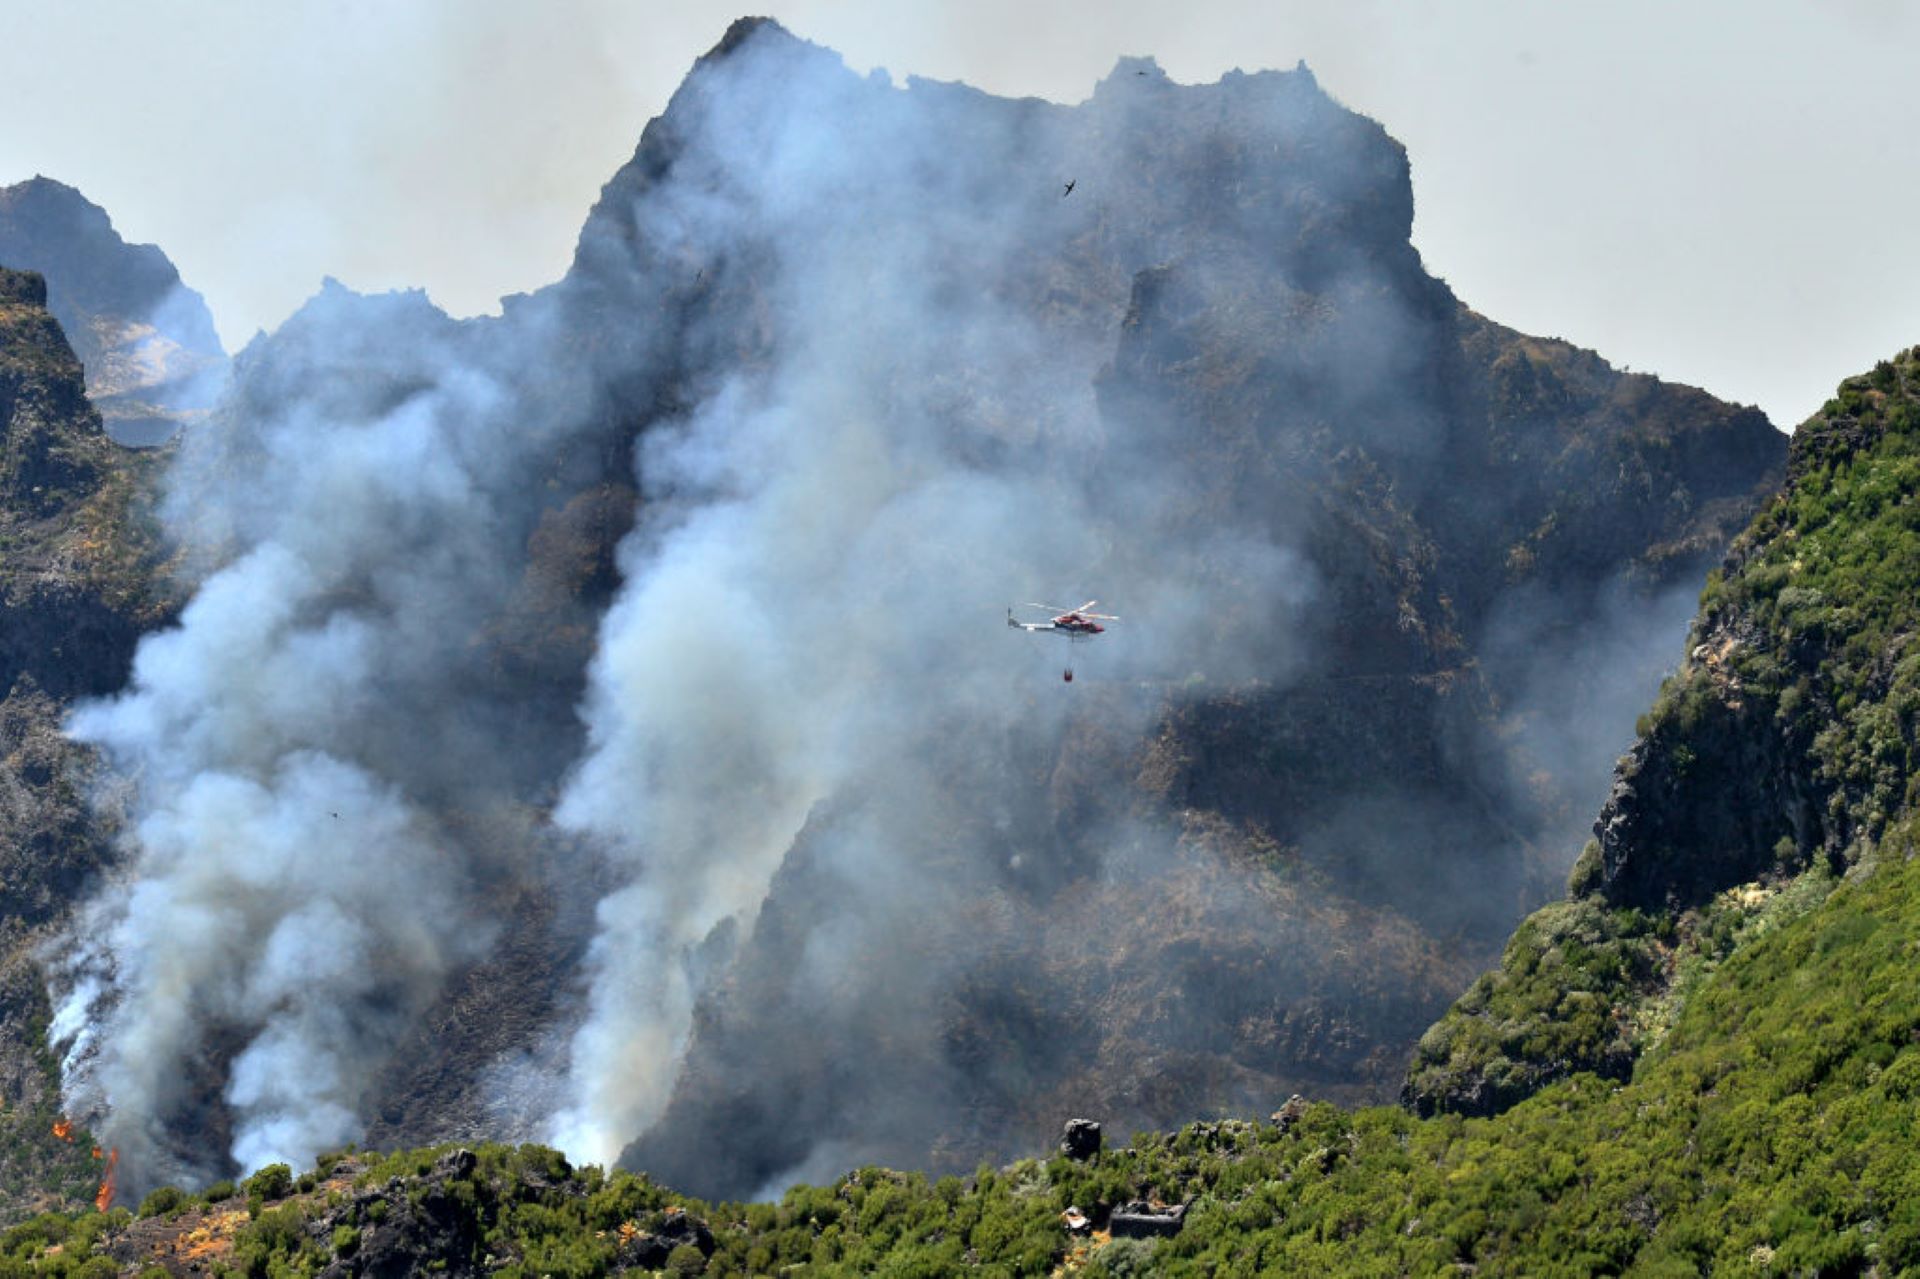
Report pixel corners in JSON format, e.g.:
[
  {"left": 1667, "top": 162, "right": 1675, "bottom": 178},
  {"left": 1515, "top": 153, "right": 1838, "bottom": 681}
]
[{"left": 0, "top": 176, "right": 226, "bottom": 445}]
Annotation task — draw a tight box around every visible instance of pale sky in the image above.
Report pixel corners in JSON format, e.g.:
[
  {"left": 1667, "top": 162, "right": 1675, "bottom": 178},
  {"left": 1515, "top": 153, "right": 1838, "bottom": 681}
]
[{"left": 2, "top": 0, "right": 1915, "bottom": 429}]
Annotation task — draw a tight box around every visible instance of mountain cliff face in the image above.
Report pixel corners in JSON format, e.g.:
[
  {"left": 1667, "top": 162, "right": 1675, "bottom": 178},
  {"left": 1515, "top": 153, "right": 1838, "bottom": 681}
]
[
  {"left": 1407, "top": 343, "right": 1920, "bottom": 1118},
  {"left": 24, "top": 20, "right": 1783, "bottom": 1203},
  {"left": 0, "top": 178, "right": 226, "bottom": 445},
  {"left": 595, "top": 25, "right": 1783, "bottom": 1198},
  {"left": 0, "top": 267, "right": 166, "bottom": 1218}
]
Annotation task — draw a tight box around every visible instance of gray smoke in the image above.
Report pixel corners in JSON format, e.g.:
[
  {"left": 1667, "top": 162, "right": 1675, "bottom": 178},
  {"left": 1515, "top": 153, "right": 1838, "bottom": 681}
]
[
  {"left": 50, "top": 281, "right": 614, "bottom": 1184},
  {"left": 543, "top": 36, "right": 1319, "bottom": 1162}
]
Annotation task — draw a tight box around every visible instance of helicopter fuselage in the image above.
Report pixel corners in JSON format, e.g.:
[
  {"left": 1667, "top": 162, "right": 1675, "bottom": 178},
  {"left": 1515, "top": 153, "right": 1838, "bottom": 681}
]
[{"left": 1007, "top": 612, "right": 1104, "bottom": 637}]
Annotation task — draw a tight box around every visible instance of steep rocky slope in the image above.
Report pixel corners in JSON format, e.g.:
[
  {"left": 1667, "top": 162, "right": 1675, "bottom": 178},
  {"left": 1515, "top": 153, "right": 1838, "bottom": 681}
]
[
  {"left": 0, "top": 267, "right": 167, "bottom": 1219},
  {"left": 0, "top": 179, "right": 225, "bottom": 445},
  {"left": 1408, "top": 343, "right": 1920, "bottom": 1118}
]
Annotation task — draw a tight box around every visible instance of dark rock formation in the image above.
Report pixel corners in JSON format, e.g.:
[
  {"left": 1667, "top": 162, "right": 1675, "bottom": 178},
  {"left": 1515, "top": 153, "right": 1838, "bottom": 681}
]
[
  {"left": 337, "top": 1162, "right": 487, "bottom": 1279},
  {"left": 1110, "top": 1199, "right": 1187, "bottom": 1238}
]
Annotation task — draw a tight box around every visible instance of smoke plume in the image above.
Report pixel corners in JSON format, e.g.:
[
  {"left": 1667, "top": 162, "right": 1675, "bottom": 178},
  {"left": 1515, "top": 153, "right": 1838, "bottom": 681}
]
[
  {"left": 50, "top": 279, "right": 617, "bottom": 1185},
  {"left": 46, "top": 21, "right": 1776, "bottom": 1195}
]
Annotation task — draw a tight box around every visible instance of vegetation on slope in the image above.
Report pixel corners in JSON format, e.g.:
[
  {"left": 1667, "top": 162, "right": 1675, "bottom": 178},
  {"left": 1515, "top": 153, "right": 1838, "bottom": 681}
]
[
  {"left": 0, "top": 346, "right": 1909, "bottom": 1275},
  {"left": 2, "top": 333, "right": 1902, "bottom": 1278},
  {"left": 1407, "top": 342, "right": 1920, "bottom": 1118}
]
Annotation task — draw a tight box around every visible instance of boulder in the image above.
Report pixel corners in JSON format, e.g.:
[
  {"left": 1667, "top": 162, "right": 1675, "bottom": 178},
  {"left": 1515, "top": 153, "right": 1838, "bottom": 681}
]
[
  {"left": 1110, "top": 1200, "right": 1186, "bottom": 1238},
  {"left": 1059, "top": 1118, "right": 1102, "bottom": 1161}
]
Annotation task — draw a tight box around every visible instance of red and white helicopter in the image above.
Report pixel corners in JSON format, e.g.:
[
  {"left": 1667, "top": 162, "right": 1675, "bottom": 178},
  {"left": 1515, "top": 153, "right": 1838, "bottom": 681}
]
[{"left": 1007, "top": 600, "right": 1118, "bottom": 682}]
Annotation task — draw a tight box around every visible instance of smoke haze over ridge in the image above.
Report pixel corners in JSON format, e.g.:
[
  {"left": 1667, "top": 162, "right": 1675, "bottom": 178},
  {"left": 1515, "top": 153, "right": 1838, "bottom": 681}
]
[{"left": 40, "top": 21, "right": 1783, "bottom": 1196}]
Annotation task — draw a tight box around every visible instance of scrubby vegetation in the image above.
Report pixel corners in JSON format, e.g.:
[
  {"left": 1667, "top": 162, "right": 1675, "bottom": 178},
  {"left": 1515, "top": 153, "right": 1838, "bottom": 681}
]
[
  {"left": 0, "top": 268, "right": 172, "bottom": 1230},
  {"left": 1701, "top": 350, "right": 1920, "bottom": 847},
  {"left": 0, "top": 1049, "right": 107, "bottom": 1234}
]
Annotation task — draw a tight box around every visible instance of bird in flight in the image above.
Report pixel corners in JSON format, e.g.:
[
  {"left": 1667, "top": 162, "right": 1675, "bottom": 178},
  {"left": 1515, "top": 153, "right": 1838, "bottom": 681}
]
[{"left": 1062, "top": 179, "right": 1076, "bottom": 197}]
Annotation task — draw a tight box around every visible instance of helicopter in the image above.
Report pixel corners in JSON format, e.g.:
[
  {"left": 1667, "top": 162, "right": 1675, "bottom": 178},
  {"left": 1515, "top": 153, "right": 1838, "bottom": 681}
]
[{"left": 1007, "top": 601, "right": 1118, "bottom": 682}]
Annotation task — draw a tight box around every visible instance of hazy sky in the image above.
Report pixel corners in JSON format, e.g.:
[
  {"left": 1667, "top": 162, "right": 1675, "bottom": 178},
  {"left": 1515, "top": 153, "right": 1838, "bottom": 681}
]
[{"left": 2, "top": 0, "right": 1914, "bottom": 429}]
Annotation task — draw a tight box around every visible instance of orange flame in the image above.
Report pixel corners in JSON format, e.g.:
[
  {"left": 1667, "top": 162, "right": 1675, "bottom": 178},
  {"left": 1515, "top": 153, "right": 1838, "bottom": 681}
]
[
  {"left": 94, "top": 1148, "right": 118, "bottom": 1212},
  {"left": 91, "top": 1146, "right": 102, "bottom": 1160},
  {"left": 51, "top": 1117, "right": 73, "bottom": 1142}
]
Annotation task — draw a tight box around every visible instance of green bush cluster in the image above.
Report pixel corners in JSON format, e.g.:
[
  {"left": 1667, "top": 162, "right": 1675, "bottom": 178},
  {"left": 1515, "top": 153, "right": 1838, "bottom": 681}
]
[
  {"left": 0, "top": 1207, "right": 129, "bottom": 1277},
  {"left": 134, "top": 1186, "right": 183, "bottom": 1219}
]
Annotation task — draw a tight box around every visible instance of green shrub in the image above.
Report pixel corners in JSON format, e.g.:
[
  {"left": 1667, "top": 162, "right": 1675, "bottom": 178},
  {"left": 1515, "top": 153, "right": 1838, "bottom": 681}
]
[{"left": 137, "top": 1186, "right": 185, "bottom": 1218}]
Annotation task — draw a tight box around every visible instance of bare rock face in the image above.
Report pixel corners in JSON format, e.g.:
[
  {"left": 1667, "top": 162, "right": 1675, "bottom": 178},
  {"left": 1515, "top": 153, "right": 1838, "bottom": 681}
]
[{"left": 0, "top": 177, "right": 226, "bottom": 445}]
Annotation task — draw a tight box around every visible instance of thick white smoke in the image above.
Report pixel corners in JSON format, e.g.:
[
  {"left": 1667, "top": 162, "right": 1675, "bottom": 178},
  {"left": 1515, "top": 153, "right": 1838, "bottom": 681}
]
[
  {"left": 543, "top": 32, "right": 1315, "bottom": 1164},
  {"left": 50, "top": 283, "right": 609, "bottom": 1184}
]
